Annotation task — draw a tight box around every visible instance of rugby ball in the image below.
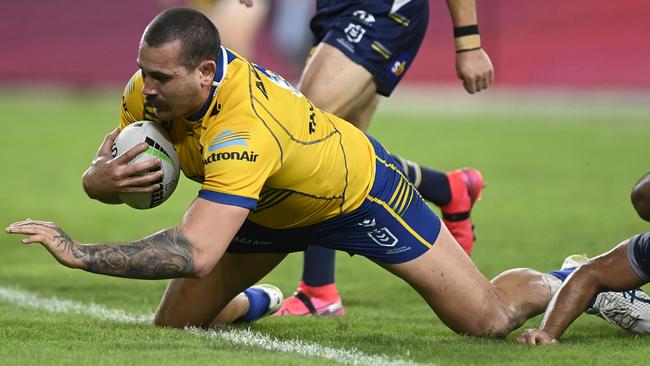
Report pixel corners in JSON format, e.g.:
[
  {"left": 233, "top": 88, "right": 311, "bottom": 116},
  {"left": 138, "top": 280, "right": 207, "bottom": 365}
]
[{"left": 112, "top": 121, "right": 180, "bottom": 209}]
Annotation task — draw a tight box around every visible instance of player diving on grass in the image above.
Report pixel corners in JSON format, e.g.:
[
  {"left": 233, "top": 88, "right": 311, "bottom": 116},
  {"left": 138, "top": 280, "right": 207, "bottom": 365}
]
[
  {"left": 517, "top": 172, "right": 650, "bottom": 345},
  {"left": 5, "top": 8, "right": 650, "bottom": 337}
]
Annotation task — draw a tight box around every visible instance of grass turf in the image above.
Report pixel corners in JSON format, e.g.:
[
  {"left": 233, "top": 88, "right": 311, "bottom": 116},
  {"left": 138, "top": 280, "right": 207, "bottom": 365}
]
[{"left": 0, "top": 89, "right": 648, "bottom": 365}]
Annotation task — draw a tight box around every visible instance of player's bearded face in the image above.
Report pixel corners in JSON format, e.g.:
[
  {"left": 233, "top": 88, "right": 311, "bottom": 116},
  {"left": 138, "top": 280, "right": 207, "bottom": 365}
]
[{"left": 137, "top": 41, "right": 205, "bottom": 121}]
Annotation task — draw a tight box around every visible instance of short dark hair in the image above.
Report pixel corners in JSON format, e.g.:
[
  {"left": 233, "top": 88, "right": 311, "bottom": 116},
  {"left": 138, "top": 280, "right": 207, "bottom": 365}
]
[{"left": 143, "top": 7, "right": 221, "bottom": 70}]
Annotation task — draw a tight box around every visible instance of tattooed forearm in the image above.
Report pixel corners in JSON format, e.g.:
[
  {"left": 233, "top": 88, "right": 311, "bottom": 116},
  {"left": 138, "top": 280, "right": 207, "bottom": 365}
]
[
  {"left": 53, "top": 227, "right": 86, "bottom": 259},
  {"left": 77, "top": 227, "right": 196, "bottom": 279}
]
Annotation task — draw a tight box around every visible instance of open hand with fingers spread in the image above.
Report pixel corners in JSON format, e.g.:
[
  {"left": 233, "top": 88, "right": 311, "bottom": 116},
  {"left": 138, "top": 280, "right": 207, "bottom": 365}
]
[
  {"left": 82, "top": 128, "right": 163, "bottom": 204},
  {"left": 515, "top": 329, "right": 559, "bottom": 346},
  {"left": 5, "top": 219, "right": 85, "bottom": 269}
]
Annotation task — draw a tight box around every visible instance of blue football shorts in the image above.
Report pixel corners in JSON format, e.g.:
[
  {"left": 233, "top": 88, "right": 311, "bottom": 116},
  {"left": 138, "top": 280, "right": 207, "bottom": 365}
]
[
  {"left": 309, "top": 0, "right": 429, "bottom": 97},
  {"left": 226, "top": 135, "right": 442, "bottom": 264}
]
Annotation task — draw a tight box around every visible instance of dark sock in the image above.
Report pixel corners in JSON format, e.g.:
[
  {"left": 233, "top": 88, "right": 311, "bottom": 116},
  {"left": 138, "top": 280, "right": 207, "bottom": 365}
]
[
  {"left": 237, "top": 287, "right": 271, "bottom": 322},
  {"left": 302, "top": 245, "right": 336, "bottom": 286},
  {"left": 390, "top": 154, "right": 451, "bottom": 206}
]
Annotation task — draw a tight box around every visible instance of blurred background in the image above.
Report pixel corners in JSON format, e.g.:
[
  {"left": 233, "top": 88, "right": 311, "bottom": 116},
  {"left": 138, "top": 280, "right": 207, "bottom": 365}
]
[
  {"left": 2, "top": 0, "right": 649, "bottom": 90},
  {"left": 1, "top": 3, "right": 649, "bottom": 362}
]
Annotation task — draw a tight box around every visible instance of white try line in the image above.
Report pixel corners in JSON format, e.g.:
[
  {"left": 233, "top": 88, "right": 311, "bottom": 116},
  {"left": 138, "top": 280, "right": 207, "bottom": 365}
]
[{"left": 0, "top": 286, "right": 430, "bottom": 366}]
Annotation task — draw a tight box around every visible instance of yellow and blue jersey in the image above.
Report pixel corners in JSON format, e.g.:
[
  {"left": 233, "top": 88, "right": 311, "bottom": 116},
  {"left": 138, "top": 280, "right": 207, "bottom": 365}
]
[{"left": 120, "top": 46, "right": 375, "bottom": 229}]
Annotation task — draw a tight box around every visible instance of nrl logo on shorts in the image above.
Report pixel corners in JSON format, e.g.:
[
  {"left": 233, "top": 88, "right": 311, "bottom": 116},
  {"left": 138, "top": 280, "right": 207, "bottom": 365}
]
[
  {"left": 344, "top": 23, "right": 366, "bottom": 43},
  {"left": 367, "top": 227, "right": 399, "bottom": 247}
]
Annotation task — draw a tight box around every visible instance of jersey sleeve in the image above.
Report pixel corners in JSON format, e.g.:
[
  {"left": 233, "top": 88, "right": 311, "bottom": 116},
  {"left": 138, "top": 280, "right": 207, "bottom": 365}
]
[
  {"left": 198, "top": 111, "right": 282, "bottom": 210},
  {"left": 119, "top": 70, "right": 146, "bottom": 129}
]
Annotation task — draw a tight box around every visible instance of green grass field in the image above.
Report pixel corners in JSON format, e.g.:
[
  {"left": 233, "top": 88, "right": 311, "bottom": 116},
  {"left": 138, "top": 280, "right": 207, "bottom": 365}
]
[{"left": 0, "top": 89, "right": 648, "bottom": 365}]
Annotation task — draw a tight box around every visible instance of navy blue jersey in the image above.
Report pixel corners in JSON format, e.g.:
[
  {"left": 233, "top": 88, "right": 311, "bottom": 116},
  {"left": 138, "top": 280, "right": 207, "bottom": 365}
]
[
  {"left": 628, "top": 232, "right": 650, "bottom": 281},
  {"left": 311, "top": 0, "right": 429, "bottom": 96},
  {"left": 226, "top": 134, "right": 442, "bottom": 264}
]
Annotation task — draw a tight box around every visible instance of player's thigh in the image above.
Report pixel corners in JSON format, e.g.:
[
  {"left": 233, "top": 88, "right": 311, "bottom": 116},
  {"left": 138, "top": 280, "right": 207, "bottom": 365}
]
[
  {"left": 154, "top": 252, "right": 286, "bottom": 328},
  {"left": 376, "top": 225, "right": 508, "bottom": 336},
  {"left": 299, "top": 43, "right": 378, "bottom": 129},
  {"left": 206, "top": 0, "right": 270, "bottom": 58}
]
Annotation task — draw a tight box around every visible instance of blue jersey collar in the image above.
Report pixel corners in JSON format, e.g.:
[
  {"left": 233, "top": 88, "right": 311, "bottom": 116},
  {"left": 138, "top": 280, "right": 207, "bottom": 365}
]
[{"left": 185, "top": 46, "right": 228, "bottom": 122}]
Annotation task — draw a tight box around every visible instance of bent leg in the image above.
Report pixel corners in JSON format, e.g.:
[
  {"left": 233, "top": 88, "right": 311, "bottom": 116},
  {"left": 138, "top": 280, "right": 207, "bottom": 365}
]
[
  {"left": 154, "top": 252, "right": 286, "bottom": 328},
  {"left": 376, "top": 225, "right": 553, "bottom": 337}
]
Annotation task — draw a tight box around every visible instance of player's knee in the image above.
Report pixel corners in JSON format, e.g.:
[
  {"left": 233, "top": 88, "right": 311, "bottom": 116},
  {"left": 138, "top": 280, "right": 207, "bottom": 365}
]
[
  {"left": 631, "top": 176, "right": 650, "bottom": 221},
  {"left": 459, "top": 310, "right": 512, "bottom": 338},
  {"left": 632, "top": 189, "right": 650, "bottom": 221}
]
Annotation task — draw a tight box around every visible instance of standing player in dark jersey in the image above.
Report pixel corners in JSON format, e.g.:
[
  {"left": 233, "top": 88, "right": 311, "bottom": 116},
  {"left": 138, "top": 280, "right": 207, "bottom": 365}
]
[
  {"left": 239, "top": 0, "right": 494, "bottom": 316},
  {"left": 517, "top": 172, "right": 650, "bottom": 345}
]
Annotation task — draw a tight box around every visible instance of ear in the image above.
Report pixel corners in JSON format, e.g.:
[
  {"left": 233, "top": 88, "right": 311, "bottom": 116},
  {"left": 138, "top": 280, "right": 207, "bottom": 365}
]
[{"left": 197, "top": 60, "right": 216, "bottom": 87}]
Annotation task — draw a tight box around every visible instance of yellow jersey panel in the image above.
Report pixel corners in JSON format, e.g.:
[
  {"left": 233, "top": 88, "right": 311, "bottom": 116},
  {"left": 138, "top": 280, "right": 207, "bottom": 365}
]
[{"left": 119, "top": 47, "right": 375, "bottom": 229}]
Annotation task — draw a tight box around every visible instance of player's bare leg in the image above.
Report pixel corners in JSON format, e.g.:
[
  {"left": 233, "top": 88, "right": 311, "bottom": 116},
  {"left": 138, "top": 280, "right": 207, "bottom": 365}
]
[
  {"left": 154, "top": 252, "right": 286, "bottom": 328},
  {"left": 201, "top": 0, "right": 270, "bottom": 59},
  {"left": 377, "top": 225, "right": 556, "bottom": 337},
  {"left": 299, "top": 43, "right": 378, "bottom": 130}
]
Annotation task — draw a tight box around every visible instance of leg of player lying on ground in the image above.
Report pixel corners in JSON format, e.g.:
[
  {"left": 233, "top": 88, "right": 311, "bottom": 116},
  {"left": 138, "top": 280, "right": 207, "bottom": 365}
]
[
  {"left": 517, "top": 173, "right": 650, "bottom": 344},
  {"left": 517, "top": 233, "right": 650, "bottom": 345}
]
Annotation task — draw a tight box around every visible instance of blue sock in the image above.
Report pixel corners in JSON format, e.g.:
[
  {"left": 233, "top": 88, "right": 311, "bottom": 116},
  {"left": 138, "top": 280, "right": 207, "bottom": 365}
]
[
  {"left": 548, "top": 267, "right": 597, "bottom": 307},
  {"left": 548, "top": 267, "right": 577, "bottom": 281},
  {"left": 390, "top": 154, "right": 450, "bottom": 206},
  {"left": 302, "top": 245, "right": 336, "bottom": 286},
  {"left": 237, "top": 288, "right": 270, "bottom": 322}
]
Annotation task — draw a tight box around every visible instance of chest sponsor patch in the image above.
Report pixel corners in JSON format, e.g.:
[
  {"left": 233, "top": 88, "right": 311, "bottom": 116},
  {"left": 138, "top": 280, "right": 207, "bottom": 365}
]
[{"left": 208, "top": 130, "right": 250, "bottom": 152}]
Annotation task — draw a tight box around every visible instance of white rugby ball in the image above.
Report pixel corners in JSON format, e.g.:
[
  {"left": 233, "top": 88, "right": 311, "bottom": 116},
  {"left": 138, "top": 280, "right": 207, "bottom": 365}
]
[{"left": 112, "top": 121, "right": 180, "bottom": 209}]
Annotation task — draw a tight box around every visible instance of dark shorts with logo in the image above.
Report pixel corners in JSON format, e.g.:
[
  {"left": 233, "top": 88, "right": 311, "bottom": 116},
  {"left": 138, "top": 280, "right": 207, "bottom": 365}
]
[
  {"left": 309, "top": 0, "right": 429, "bottom": 96},
  {"left": 226, "top": 135, "right": 441, "bottom": 264},
  {"left": 628, "top": 232, "right": 650, "bottom": 281}
]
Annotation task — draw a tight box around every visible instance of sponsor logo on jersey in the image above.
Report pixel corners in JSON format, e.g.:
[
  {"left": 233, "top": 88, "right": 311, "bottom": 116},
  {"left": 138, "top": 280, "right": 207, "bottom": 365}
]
[
  {"left": 203, "top": 150, "right": 259, "bottom": 164},
  {"left": 208, "top": 130, "right": 250, "bottom": 152},
  {"left": 367, "top": 227, "right": 399, "bottom": 247},
  {"left": 344, "top": 23, "right": 366, "bottom": 43}
]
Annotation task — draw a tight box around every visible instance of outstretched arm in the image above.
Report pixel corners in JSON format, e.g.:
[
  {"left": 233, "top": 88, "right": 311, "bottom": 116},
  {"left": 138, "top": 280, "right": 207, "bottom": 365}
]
[
  {"left": 632, "top": 172, "right": 650, "bottom": 221},
  {"left": 517, "top": 241, "right": 645, "bottom": 345},
  {"left": 446, "top": 0, "right": 494, "bottom": 94},
  {"left": 6, "top": 198, "right": 249, "bottom": 279}
]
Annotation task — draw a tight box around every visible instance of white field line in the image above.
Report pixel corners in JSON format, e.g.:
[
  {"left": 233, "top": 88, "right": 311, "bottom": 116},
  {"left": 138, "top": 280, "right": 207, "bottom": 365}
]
[{"left": 0, "top": 286, "right": 429, "bottom": 366}]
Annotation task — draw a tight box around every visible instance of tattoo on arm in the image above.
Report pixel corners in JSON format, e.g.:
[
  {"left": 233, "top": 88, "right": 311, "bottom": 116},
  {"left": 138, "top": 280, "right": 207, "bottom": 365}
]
[
  {"left": 53, "top": 227, "right": 86, "bottom": 259},
  {"left": 78, "top": 228, "right": 196, "bottom": 279}
]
